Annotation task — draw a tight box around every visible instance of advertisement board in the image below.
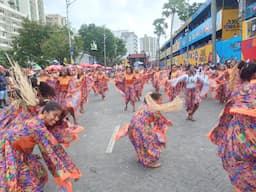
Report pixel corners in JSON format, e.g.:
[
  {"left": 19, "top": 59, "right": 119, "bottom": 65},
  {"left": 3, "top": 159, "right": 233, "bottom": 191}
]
[
  {"left": 187, "top": 44, "right": 212, "bottom": 65},
  {"left": 179, "top": 11, "right": 221, "bottom": 50},
  {"left": 242, "top": 17, "right": 256, "bottom": 40},
  {"left": 216, "top": 35, "right": 241, "bottom": 63},
  {"left": 187, "top": 11, "right": 221, "bottom": 46},
  {"left": 247, "top": 17, "right": 256, "bottom": 39},
  {"left": 241, "top": 37, "right": 256, "bottom": 61},
  {"left": 244, "top": 2, "right": 256, "bottom": 20},
  {"left": 222, "top": 9, "right": 240, "bottom": 40},
  {"left": 173, "top": 44, "right": 213, "bottom": 65}
]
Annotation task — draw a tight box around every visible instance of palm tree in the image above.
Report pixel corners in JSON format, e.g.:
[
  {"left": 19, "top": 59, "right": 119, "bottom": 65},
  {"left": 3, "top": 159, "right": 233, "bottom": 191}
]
[
  {"left": 153, "top": 18, "right": 168, "bottom": 68},
  {"left": 162, "top": 0, "right": 185, "bottom": 67}
]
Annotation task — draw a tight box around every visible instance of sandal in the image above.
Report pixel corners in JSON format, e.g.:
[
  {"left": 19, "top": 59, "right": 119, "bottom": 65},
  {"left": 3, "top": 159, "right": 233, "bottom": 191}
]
[{"left": 147, "top": 162, "right": 161, "bottom": 168}]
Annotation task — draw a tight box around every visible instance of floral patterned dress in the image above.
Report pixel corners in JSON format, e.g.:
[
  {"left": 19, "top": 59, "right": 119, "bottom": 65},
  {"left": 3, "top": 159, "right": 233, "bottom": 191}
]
[
  {"left": 134, "top": 73, "right": 144, "bottom": 100},
  {"left": 210, "top": 80, "right": 256, "bottom": 191},
  {"left": 94, "top": 73, "right": 108, "bottom": 97},
  {"left": 164, "top": 71, "right": 180, "bottom": 102},
  {"left": 128, "top": 104, "right": 172, "bottom": 166},
  {"left": 152, "top": 71, "right": 161, "bottom": 92},
  {"left": 0, "top": 116, "right": 79, "bottom": 192}
]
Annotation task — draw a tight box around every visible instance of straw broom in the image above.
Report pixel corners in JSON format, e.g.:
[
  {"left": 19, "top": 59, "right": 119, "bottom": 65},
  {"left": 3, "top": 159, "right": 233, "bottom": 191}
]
[
  {"left": 229, "top": 64, "right": 239, "bottom": 92},
  {"left": 145, "top": 92, "right": 183, "bottom": 113},
  {"left": 5, "top": 54, "right": 38, "bottom": 106}
]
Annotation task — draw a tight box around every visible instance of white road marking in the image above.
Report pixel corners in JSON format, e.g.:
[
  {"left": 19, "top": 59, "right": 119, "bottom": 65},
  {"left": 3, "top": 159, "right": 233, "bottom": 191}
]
[{"left": 105, "top": 125, "right": 120, "bottom": 154}]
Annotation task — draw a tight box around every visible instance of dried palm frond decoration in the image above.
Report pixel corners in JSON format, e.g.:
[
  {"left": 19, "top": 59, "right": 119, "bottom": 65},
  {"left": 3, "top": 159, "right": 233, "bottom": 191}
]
[
  {"left": 5, "top": 54, "right": 38, "bottom": 106},
  {"left": 145, "top": 92, "right": 183, "bottom": 113},
  {"left": 229, "top": 64, "right": 239, "bottom": 92}
]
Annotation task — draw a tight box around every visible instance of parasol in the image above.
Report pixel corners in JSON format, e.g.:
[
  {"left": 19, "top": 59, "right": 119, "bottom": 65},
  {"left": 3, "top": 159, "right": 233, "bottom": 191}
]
[{"left": 45, "top": 65, "right": 63, "bottom": 71}]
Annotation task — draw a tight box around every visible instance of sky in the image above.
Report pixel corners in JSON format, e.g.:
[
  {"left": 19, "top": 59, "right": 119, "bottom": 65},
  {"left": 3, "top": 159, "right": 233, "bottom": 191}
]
[{"left": 44, "top": 0, "right": 206, "bottom": 40}]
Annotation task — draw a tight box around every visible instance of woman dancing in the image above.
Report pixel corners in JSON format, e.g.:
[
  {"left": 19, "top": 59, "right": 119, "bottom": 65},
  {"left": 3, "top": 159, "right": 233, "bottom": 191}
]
[
  {"left": 209, "top": 61, "right": 256, "bottom": 192},
  {"left": 116, "top": 92, "right": 182, "bottom": 168}
]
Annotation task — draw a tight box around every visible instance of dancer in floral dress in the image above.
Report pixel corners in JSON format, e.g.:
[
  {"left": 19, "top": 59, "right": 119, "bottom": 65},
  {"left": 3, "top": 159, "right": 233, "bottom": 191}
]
[
  {"left": 209, "top": 61, "right": 256, "bottom": 192},
  {"left": 129, "top": 93, "right": 182, "bottom": 167},
  {"left": 152, "top": 67, "right": 161, "bottom": 92},
  {"left": 94, "top": 70, "right": 108, "bottom": 100},
  {"left": 115, "top": 92, "right": 182, "bottom": 168},
  {"left": 0, "top": 102, "right": 80, "bottom": 192},
  {"left": 115, "top": 66, "right": 137, "bottom": 112}
]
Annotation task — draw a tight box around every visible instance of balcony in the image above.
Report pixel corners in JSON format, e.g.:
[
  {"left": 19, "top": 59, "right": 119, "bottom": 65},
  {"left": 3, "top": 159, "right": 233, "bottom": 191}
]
[
  {"left": 0, "top": 42, "right": 11, "bottom": 49},
  {"left": 0, "top": 26, "right": 5, "bottom": 31},
  {"left": 10, "top": 30, "right": 19, "bottom": 35}
]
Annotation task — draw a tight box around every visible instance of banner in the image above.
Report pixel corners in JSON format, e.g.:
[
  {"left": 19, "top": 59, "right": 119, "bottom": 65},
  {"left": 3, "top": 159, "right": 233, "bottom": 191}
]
[
  {"left": 173, "top": 44, "right": 213, "bottom": 65},
  {"left": 187, "top": 11, "right": 221, "bottom": 46},
  {"left": 216, "top": 35, "right": 241, "bottom": 63},
  {"left": 179, "top": 11, "right": 221, "bottom": 49},
  {"left": 90, "top": 41, "right": 98, "bottom": 51},
  {"left": 241, "top": 37, "right": 256, "bottom": 61},
  {"left": 222, "top": 9, "right": 240, "bottom": 40}
]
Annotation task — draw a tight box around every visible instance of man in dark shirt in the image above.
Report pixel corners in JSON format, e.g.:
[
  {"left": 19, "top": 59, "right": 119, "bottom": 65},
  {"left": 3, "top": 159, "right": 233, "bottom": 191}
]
[{"left": 0, "top": 72, "right": 7, "bottom": 108}]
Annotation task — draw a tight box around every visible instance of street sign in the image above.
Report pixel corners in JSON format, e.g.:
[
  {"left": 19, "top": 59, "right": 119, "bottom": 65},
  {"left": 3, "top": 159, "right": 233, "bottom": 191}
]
[{"left": 90, "top": 40, "right": 98, "bottom": 51}]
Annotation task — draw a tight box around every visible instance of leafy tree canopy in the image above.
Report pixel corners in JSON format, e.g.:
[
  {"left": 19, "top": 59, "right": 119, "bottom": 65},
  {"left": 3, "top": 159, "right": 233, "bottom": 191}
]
[
  {"left": 0, "top": 50, "right": 10, "bottom": 67},
  {"left": 177, "top": 2, "right": 203, "bottom": 22},
  {"left": 12, "top": 19, "right": 81, "bottom": 68},
  {"left": 162, "top": 0, "right": 185, "bottom": 17},
  {"left": 79, "top": 24, "right": 127, "bottom": 66},
  {"left": 153, "top": 18, "right": 168, "bottom": 38}
]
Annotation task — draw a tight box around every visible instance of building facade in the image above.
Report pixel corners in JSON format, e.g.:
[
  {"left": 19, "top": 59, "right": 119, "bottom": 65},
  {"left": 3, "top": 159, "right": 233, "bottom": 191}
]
[
  {"left": 160, "top": 0, "right": 241, "bottom": 66},
  {"left": 18, "top": 0, "right": 31, "bottom": 19},
  {"left": 0, "top": 0, "right": 46, "bottom": 49},
  {"left": 16, "top": 0, "right": 45, "bottom": 23},
  {"left": 29, "top": 0, "right": 45, "bottom": 23},
  {"left": 139, "top": 34, "right": 158, "bottom": 60},
  {"left": 46, "top": 14, "right": 66, "bottom": 27},
  {"left": 113, "top": 30, "right": 138, "bottom": 55},
  {"left": 0, "top": 1, "right": 25, "bottom": 49},
  {"left": 0, "top": 0, "right": 19, "bottom": 9}
]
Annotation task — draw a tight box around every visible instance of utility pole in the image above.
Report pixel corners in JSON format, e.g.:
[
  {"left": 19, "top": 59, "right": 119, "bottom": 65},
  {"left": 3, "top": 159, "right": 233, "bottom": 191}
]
[
  {"left": 165, "top": 35, "right": 168, "bottom": 67},
  {"left": 104, "top": 26, "right": 107, "bottom": 67},
  {"left": 239, "top": 0, "right": 245, "bottom": 35},
  {"left": 170, "top": 12, "right": 174, "bottom": 68},
  {"left": 186, "top": 0, "right": 190, "bottom": 66},
  {"left": 65, "top": 0, "right": 78, "bottom": 64},
  {"left": 211, "top": 0, "right": 217, "bottom": 65}
]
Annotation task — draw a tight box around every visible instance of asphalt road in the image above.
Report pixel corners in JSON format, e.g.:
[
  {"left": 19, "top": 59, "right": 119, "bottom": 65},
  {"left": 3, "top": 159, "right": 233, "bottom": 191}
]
[{"left": 45, "top": 82, "right": 234, "bottom": 192}]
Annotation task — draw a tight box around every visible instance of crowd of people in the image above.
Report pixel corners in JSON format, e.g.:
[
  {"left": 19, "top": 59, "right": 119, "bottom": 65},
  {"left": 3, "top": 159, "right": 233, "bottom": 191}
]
[{"left": 0, "top": 59, "right": 255, "bottom": 192}]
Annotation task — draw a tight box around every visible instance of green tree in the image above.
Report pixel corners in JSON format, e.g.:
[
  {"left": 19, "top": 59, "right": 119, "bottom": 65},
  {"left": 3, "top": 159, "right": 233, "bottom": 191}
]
[
  {"left": 79, "top": 24, "right": 126, "bottom": 66},
  {"left": 153, "top": 18, "right": 168, "bottom": 67},
  {"left": 177, "top": 2, "right": 203, "bottom": 22},
  {"left": 41, "top": 28, "right": 70, "bottom": 64},
  {"left": 12, "top": 19, "right": 52, "bottom": 67},
  {"left": 162, "top": 0, "right": 185, "bottom": 67},
  {"left": 0, "top": 50, "right": 9, "bottom": 68},
  {"left": 11, "top": 19, "right": 82, "bottom": 67},
  {"left": 110, "top": 37, "right": 127, "bottom": 65}
]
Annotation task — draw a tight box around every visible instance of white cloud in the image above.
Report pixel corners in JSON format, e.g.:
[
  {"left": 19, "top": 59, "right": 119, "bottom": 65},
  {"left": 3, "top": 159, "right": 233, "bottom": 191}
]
[{"left": 110, "top": 0, "right": 128, "bottom": 8}]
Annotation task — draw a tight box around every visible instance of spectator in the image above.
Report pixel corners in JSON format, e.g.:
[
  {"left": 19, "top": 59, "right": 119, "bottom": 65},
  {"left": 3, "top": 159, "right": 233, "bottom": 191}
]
[{"left": 0, "top": 72, "right": 7, "bottom": 108}]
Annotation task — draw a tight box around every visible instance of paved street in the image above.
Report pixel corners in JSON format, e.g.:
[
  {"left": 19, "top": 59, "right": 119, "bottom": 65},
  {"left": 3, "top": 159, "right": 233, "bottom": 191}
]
[{"left": 45, "top": 82, "right": 234, "bottom": 192}]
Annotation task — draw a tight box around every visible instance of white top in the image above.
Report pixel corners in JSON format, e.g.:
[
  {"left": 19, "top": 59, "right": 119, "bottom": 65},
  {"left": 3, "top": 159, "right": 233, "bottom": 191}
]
[{"left": 171, "top": 74, "right": 208, "bottom": 88}]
